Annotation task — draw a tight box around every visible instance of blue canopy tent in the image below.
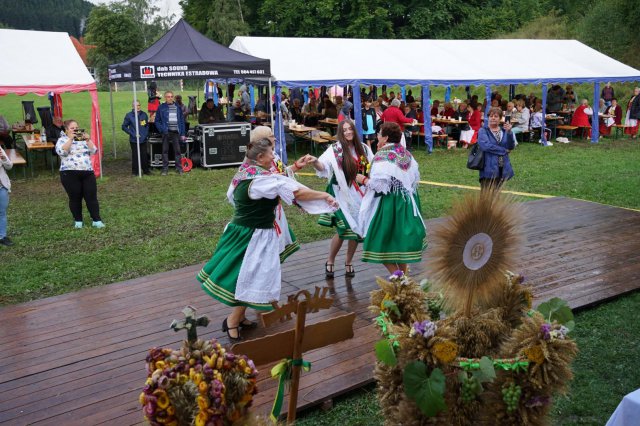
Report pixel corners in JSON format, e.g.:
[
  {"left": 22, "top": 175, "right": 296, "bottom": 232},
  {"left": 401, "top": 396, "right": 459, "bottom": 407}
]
[{"left": 230, "top": 37, "right": 640, "bottom": 154}]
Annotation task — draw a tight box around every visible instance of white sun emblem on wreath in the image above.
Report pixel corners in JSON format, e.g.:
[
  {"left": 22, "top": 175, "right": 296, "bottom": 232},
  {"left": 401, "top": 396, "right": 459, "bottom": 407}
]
[{"left": 463, "top": 233, "right": 493, "bottom": 271}]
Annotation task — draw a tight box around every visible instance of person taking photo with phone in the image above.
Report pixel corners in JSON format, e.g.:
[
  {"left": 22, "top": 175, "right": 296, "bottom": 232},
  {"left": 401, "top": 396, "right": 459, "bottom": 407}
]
[{"left": 55, "top": 120, "right": 105, "bottom": 229}]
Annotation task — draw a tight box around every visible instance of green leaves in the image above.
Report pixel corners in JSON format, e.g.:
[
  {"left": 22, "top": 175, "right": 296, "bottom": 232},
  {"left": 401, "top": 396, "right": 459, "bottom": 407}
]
[
  {"left": 375, "top": 339, "right": 397, "bottom": 366},
  {"left": 476, "top": 356, "right": 497, "bottom": 382},
  {"left": 382, "top": 299, "right": 401, "bottom": 317},
  {"left": 537, "top": 297, "right": 575, "bottom": 332},
  {"left": 403, "top": 362, "right": 447, "bottom": 417}
]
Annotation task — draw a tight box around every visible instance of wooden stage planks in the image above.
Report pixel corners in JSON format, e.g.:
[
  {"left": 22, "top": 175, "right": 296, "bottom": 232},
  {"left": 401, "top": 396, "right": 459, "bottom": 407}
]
[{"left": 1, "top": 197, "right": 639, "bottom": 425}]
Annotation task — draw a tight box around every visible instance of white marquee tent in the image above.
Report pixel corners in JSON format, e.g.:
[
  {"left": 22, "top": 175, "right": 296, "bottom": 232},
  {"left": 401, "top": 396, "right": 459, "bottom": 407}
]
[
  {"left": 0, "top": 29, "right": 103, "bottom": 175},
  {"left": 230, "top": 37, "right": 640, "bottom": 151}
]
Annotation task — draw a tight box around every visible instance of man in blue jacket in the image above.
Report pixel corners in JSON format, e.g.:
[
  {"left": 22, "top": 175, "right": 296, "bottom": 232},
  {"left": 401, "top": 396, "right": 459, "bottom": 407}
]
[
  {"left": 121, "top": 101, "right": 151, "bottom": 176},
  {"left": 155, "top": 91, "right": 185, "bottom": 175}
]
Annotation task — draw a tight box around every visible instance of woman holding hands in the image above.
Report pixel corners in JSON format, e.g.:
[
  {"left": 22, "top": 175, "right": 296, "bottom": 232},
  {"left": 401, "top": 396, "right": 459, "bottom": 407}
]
[
  {"left": 197, "top": 139, "right": 337, "bottom": 341},
  {"left": 55, "top": 120, "right": 105, "bottom": 229},
  {"left": 308, "top": 118, "right": 374, "bottom": 278},
  {"left": 358, "top": 122, "right": 426, "bottom": 274}
]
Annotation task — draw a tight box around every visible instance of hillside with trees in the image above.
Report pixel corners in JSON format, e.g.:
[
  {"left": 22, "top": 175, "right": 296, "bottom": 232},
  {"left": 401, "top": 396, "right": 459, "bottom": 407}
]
[{"left": 0, "top": 0, "right": 93, "bottom": 38}]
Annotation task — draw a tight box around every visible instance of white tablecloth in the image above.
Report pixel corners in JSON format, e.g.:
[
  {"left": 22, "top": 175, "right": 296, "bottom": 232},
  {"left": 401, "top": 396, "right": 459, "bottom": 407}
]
[{"left": 606, "top": 388, "right": 640, "bottom": 426}]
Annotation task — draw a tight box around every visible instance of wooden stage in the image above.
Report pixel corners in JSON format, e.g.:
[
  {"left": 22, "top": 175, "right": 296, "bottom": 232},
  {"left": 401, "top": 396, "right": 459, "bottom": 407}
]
[{"left": 1, "top": 197, "right": 639, "bottom": 425}]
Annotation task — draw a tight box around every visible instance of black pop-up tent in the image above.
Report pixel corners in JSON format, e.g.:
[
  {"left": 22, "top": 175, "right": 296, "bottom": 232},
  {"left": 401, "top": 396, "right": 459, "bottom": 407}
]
[
  {"left": 108, "top": 19, "right": 270, "bottom": 82},
  {"left": 108, "top": 19, "right": 271, "bottom": 176}
]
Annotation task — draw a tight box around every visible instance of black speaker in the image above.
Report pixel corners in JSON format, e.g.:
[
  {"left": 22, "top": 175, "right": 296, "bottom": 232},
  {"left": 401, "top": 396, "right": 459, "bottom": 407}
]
[{"left": 195, "top": 123, "right": 250, "bottom": 168}]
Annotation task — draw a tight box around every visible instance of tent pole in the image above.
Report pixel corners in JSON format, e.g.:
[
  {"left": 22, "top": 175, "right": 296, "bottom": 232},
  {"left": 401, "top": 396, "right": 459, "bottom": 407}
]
[
  {"left": 485, "top": 85, "right": 491, "bottom": 122},
  {"left": 352, "top": 81, "right": 363, "bottom": 138},
  {"left": 591, "top": 82, "right": 600, "bottom": 143},
  {"left": 541, "top": 83, "right": 548, "bottom": 146},
  {"left": 268, "top": 78, "right": 274, "bottom": 125},
  {"left": 109, "top": 82, "right": 117, "bottom": 159},
  {"left": 423, "top": 84, "right": 432, "bottom": 153},
  {"left": 133, "top": 81, "right": 142, "bottom": 178}
]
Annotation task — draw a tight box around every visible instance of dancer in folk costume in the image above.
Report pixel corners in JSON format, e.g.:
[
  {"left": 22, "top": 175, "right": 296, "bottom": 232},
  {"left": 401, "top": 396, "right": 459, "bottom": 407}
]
[
  {"left": 358, "top": 122, "right": 427, "bottom": 274},
  {"left": 197, "top": 139, "right": 337, "bottom": 341},
  {"left": 308, "top": 119, "right": 374, "bottom": 278},
  {"left": 251, "top": 126, "right": 313, "bottom": 262}
]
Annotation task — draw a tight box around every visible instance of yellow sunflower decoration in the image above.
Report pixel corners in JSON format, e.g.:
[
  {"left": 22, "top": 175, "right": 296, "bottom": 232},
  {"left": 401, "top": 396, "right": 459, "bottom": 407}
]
[{"left": 429, "top": 189, "right": 523, "bottom": 316}]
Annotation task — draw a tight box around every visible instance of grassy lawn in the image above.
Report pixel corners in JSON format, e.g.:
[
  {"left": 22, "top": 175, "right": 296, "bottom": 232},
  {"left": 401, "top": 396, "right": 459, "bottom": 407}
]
[{"left": 1, "top": 90, "right": 639, "bottom": 424}]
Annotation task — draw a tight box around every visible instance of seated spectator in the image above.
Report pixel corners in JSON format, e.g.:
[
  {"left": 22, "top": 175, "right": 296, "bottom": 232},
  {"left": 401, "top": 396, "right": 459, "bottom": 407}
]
[
  {"left": 600, "top": 98, "right": 623, "bottom": 136},
  {"left": 381, "top": 99, "right": 415, "bottom": 127},
  {"left": 405, "top": 102, "right": 419, "bottom": 149},
  {"left": 571, "top": 99, "right": 593, "bottom": 138},
  {"left": 0, "top": 114, "right": 15, "bottom": 149},
  {"left": 442, "top": 102, "right": 455, "bottom": 118},
  {"left": 511, "top": 100, "right": 530, "bottom": 142},
  {"left": 468, "top": 104, "right": 483, "bottom": 137},
  {"left": 598, "top": 98, "right": 607, "bottom": 114},
  {"left": 334, "top": 95, "right": 344, "bottom": 114},
  {"left": 322, "top": 99, "right": 338, "bottom": 119},
  {"left": 455, "top": 102, "right": 473, "bottom": 147},
  {"left": 302, "top": 98, "right": 320, "bottom": 126},
  {"left": 198, "top": 98, "right": 225, "bottom": 124},
  {"left": 231, "top": 100, "right": 248, "bottom": 122},
  {"left": 430, "top": 100, "right": 440, "bottom": 116},
  {"left": 531, "top": 105, "right": 551, "bottom": 143},
  {"left": 290, "top": 99, "right": 303, "bottom": 123},
  {"left": 46, "top": 116, "right": 66, "bottom": 144},
  {"left": 254, "top": 95, "right": 268, "bottom": 113}
]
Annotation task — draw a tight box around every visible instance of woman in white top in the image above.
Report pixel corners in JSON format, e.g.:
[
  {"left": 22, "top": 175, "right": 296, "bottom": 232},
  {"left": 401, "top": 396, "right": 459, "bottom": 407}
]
[
  {"left": 308, "top": 119, "right": 374, "bottom": 278},
  {"left": 0, "top": 146, "right": 13, "bottom": 246},
  {"left": 55, "top": 120, "right": 104, "bottom": 229}
]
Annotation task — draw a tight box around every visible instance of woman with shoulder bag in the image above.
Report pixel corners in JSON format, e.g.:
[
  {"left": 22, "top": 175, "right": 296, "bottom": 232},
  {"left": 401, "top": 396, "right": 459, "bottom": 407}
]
[{"left": 477, "top": 107, "right": 515, "bottom": 191}]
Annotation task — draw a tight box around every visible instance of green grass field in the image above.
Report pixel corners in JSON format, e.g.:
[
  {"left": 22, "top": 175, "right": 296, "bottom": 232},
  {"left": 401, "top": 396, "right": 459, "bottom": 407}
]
[{"left": 0, "top": 91, "right": 639, "bottom": 425}]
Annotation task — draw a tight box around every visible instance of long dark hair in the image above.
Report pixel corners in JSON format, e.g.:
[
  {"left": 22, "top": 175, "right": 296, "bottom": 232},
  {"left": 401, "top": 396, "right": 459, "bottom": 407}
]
[{"left": 336, "top": 119, "right": 365, "bottom": 184}]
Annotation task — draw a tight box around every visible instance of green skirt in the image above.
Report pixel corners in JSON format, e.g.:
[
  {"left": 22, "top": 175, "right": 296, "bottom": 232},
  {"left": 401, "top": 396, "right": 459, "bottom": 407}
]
[
  {"left": 362, "top": 191, "right": 427, "bottom": 264},
  {"left": 317, "top": 183, "right": 362, "bottom": 241},
  {"left": 280, "top": 226, "right": 300, "bottom": 263},
  {"left": 197, "top": 223, "right": 274, "bottom": 311}
]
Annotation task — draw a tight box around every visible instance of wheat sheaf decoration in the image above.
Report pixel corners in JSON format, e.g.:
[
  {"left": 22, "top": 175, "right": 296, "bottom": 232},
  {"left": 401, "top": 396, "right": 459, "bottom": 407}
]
[{"left": 429, "top": 190, "right": 523, "bottom": 316}]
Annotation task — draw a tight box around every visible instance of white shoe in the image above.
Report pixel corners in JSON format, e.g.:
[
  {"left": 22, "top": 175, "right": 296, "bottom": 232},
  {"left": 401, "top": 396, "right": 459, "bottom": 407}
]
[{"left": 74, "top": 221, "right": 83, "bottom": 229}]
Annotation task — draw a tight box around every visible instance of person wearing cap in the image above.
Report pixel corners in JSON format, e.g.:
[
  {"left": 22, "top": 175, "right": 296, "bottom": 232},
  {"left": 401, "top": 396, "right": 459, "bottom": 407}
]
[{"left": 198, "top": 98, "right": 225, "bottom": 124}]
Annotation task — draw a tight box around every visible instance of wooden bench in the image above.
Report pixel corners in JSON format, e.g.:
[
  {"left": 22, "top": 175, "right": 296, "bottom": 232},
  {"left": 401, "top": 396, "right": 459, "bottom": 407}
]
[
  {"left": 4, "top": 148, "right": 27, "bottom": 178},
  {"left": 612, "top": 124, "right": 627, "bottom": 140},
  {"left": 419, "top": 132, "right": 448, "bottom": 148},
  {"left": 555, "top": 125, "right": 579, "bottom": 141}
]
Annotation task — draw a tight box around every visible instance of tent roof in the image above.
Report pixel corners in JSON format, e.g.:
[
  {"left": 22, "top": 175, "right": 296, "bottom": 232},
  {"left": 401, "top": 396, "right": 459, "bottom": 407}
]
[
  {"left": 229, "top": 37, "right": 640, "bottom": 87},
  {"left": 109, "top": 19, "right": 270, "bottom": 82},
  {"left": 0, "top": 28, "right": 96, "bottom": 94}
]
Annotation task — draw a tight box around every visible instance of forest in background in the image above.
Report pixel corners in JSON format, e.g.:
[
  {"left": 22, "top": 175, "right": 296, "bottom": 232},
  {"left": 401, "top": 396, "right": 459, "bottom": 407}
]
[
  {"left": 0, "top": 0, "right": 94, "bottom": 38},
  {"left": 0, "top": 0, "right": 638, "bottom": 86}
]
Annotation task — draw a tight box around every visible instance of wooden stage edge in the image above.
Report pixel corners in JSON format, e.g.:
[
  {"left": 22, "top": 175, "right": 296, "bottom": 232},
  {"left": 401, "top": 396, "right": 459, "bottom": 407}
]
[{"left": 1, "top": 197, "right": 639, "bottom": 425}]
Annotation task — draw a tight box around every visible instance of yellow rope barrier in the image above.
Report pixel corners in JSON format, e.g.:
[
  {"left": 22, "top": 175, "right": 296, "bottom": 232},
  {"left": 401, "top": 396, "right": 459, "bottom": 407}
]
[{"left": 295, "top": 173, "right": 640, "bottom": 211}]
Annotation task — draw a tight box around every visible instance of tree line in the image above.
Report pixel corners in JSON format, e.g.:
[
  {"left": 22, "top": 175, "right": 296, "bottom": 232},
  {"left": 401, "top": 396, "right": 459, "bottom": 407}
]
[{"left": 0, "top": 0, "right": 93, "bottom": 38}]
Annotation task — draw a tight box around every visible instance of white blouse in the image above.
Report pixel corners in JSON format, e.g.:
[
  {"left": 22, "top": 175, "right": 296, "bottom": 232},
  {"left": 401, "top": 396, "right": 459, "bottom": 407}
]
[{"left": 55, "top": 135, "right": 97, "bottom": 172}]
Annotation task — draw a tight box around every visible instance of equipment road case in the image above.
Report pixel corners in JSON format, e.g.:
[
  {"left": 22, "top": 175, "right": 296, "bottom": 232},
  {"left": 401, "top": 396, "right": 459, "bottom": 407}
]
[{"left": 195, "top": 123, "right": 250, "bottom": 168}]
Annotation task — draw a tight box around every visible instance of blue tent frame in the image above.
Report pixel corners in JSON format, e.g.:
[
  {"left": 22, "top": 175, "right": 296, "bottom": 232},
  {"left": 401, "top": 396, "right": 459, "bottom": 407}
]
[{"left": 271, "top": 75, "right": 639, "bottom": 155}]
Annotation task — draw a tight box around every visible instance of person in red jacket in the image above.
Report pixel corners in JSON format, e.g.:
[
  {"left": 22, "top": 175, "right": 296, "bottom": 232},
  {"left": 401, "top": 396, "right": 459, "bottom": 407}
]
[
  {"left": 381, "top": 99, "right": 416, "bottom": 127},
  {"left": 442, "top": 102, "right": 455, "bottom": 118},
  {"left": 571, "top": 99, "right": 593, "bottom": 138}
]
